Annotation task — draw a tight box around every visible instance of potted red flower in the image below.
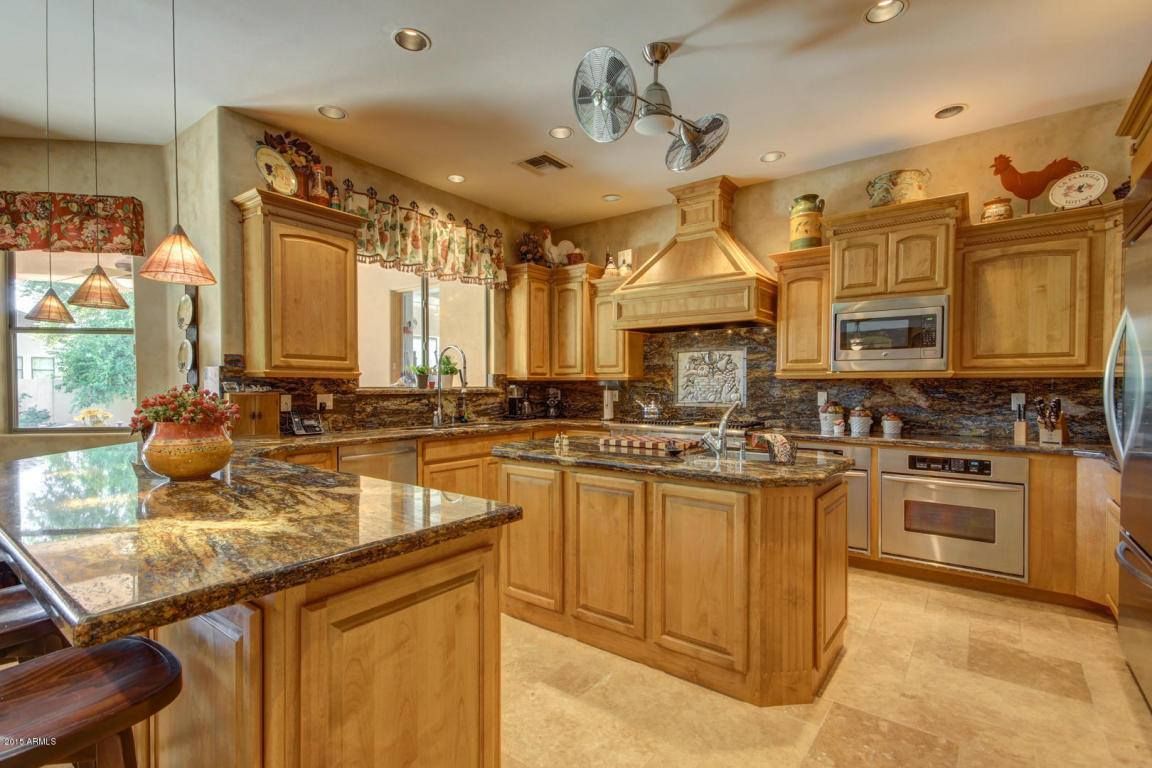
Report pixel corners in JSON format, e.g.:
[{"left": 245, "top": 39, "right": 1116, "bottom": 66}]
[{"left": 132, "top": 385, "right": 241, "bottom": 481}]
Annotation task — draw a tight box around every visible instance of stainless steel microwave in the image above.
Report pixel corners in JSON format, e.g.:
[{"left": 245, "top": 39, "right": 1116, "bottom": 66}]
[{"left": 831, "top": 295, "right": 947, "bottom": 372}]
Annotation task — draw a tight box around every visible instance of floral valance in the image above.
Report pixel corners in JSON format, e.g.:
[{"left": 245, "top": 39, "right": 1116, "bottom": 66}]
[
  {"left": 0, "top": 191, "right": 146, "bottom": 256},
  {"left": 345, "top": 190, "right": 506, "bottom": 287}
]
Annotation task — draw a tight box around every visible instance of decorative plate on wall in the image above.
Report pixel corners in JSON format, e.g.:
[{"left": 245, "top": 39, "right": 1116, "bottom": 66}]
[
  {"left": 255, "top": 145, "right": 298, "bottom": 196},
  {"left": 1048, "top": 169, "right": 1108, "bottom": 209},
  {"left": 177, "top": 339, "right": 194, "bottom": 375},
  {"left": 176, "top": 293, "right": 194, "bottom": 330}
]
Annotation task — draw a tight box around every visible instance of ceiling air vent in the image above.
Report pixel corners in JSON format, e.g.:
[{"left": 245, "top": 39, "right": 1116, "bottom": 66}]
[{"left": 517, "top": 152, "right": 571, "bottom": 175}]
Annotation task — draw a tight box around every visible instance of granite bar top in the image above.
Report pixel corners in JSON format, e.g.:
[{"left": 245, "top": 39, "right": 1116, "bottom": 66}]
[
  {"left": 0, "top": 442, "right": 522, "bottom": 647},
  {"left": 491, "top": 439, "right": 853, "bottom": 488}
]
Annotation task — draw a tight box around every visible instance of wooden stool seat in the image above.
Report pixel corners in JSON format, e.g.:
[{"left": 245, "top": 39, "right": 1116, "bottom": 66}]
[
  {"left": 0, "top": 585, "right": 58, "bottom": 653},
  {"left": 0, "top": 636, "right": 182, "bottom": 767}
]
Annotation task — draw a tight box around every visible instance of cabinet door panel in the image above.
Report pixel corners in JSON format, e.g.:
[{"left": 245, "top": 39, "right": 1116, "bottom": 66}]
[
  {"left": 299, "top": 549, "right": 497, "bottom": 768},
  {"left": 816, "top": 484, "right": 848, "bottom": 669},
  {"left": 593, "top": 294, "right": 624, "bottom": 374},
  {"left": 650, "top": 483, "right": 749, "bottom": 671},
  {"left": 551, "top": 282, "right": 584, "bottom": 376},
  {"left": 500, "top": 464, "right": 564, "bottom": 612},
  {"left": 566, "top": 472, "right": 646, "bottom": 637},
  {"left": 528, "top": 280, "right": 551, "bottom": 377},
  {"left": 269, "top": 220, "right": 357, "bottom": 372},
  {"left": 152, "top": 604, "right": 262, "bottom": 768},
  {"left": 832, "top": 233, "right": 887, "bottom": 298},
  {"left": 777, "top": 265, "right": 830, "bottom": 373},
  {"left": 959, "top": 239, "right": 1090, "bottom": 370},
  {"left": 888, "top": 224, "right": 948, "bottom": 293},
  {"left": 422, "top": 458, "right": 485, "bottom": 497}
]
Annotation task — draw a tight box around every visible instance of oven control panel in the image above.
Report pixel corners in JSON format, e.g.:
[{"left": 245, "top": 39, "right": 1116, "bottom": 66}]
[{"left": 907, "top": 455, "right": 992, "bottom": 476}]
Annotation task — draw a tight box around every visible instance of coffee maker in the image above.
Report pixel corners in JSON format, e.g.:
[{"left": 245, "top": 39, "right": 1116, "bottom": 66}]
[
  {"left": 546, "top": 387, "right": 563, "bottom": 419},
  {"left": 507, "top": 384, "right": 526, "bottom": 417}
]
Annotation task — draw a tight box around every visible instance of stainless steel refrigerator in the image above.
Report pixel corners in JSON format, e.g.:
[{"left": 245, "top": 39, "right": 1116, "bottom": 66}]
[{"left": 1110, "top": 176, "right": 1152, "bottom": 702}]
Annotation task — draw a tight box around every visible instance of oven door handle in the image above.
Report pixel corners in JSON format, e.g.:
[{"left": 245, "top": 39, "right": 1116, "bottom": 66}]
[
  {"left": 883, "top": 474, "right": 1020, "bottom": 492},
  {"left": 1116, "top": 530, "right": 1152, "bottom": 592}
]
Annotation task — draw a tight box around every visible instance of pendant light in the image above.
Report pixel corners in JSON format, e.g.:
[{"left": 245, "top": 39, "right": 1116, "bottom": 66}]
[
  {"left": 26, "top": 0, "right": 75, "bottom": 325},
  {"left": 69, "top": 0, "right": 129, "bottom": 310},
  {"left": 138, "top": 0, "right": 216, "bottom": 285}
]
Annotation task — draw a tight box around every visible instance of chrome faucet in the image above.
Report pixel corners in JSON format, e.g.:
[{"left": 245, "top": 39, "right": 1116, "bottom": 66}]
[
  {"left": 433, "top": 345, "right": 468, "bottom": 427},
  {"left": 701, "top": 401, "right": 741, "bottom": 460}
]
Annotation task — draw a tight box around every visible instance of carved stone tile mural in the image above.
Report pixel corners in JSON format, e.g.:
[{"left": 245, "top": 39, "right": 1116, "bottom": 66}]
[{"left": 675, "top": 348, "right": 746, "bottom": 406}]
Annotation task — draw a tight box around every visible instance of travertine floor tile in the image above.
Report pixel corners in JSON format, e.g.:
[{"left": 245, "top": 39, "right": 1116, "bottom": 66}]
[{"left": 801, "top": 703, "right": 959, "bottom": 767}]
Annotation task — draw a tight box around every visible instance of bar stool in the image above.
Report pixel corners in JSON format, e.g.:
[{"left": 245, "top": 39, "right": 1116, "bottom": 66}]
[
  {"left": 0, "top": 636, "right": 182, "bottom": 768},
  {"left": 0, "top": 585, "right": 63, "bottom": 664}
]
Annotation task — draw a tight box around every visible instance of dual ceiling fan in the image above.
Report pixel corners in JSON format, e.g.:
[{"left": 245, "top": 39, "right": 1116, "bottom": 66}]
[{"left": 572, "top": 43, "right": 729, "bottom": 172}]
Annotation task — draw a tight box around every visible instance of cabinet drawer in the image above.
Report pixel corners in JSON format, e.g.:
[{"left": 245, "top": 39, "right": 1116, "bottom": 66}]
[{"left": 420, "top": 431, "right": 531, "bottom": 463}]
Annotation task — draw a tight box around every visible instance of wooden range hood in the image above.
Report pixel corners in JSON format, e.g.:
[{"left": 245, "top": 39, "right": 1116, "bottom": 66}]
[{"left": 612, "top": 175, "right": 777, "bottom": 330}]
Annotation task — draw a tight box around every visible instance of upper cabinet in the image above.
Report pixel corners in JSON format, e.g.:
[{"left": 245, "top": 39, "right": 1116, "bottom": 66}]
[
  {"left": 591, "top": 276, "right": 645, "bottom": 380},
  {"left": 1118, "top": 60, "right": 1152, "bottom": 184},
  {"left": 826, "top": 194, "right": 967, "bottom": 300},
  {"left": 774, "top": 246, "right": 831, "bottom": 377},
  {"left": 233, "top": 189, "right": 362, "bottom": 379},
  {"left": 954, "top": 203, "right": 1124, "bottom": 376},
  {"left": 507, "top": 262, "right": 617, "bottom": 380}
]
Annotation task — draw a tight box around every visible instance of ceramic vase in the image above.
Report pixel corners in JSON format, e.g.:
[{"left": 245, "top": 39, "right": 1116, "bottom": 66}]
[
  {"left": 849, "top": 415, "right": 873, "bottom": 437},
  {"left": 142, "top": 422, "right": 234, "bottom": 481},
  {"left": 789, "top": 194, "right": 825, "bottom": 250},
  {"left": 866, "top": 169, "right": 931, "bottom": 207},
  {"left": 882, "top": 419, "right": 904, "bottom": 438}
]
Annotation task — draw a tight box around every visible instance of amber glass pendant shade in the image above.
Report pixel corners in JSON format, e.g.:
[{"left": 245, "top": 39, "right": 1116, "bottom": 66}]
[
  {"left": 26, "top": 286, "right": 76, "bottom": 324},
  {"left": 68, "top": 263, "right": 130, "bottom": 309},
  {"left": 138, "top": 224, "right": 217, "bottom": 285}
]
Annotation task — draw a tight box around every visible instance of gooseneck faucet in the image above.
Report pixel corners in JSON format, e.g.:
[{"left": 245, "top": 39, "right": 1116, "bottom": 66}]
[
  {"left": 433, "top": 345, "right": 469, "bottom": 427},
  {"left": 701, "top": 400, "right": 741, "bottom": 460}
]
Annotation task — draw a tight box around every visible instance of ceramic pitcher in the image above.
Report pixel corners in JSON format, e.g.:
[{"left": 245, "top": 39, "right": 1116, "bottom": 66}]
[{"left": 788, "top": 194, "right": 825, "bottom": 250}]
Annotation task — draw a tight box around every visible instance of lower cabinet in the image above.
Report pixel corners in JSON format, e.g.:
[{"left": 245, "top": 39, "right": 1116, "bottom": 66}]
[
  {"left": 275, "top": 447, "right": 338, "bottom": 471},
  {"left": 816, "top": 482, "right": 849, "bottom": 672},
  {"left": 499, "top": 463, "right": 564, "bottom": 612},
  {"left": 1076, "top": 457, "right": 1122, "bottom": 618},
  {"left": 421, "top": 457, "right": 485, "bottom": 496}
]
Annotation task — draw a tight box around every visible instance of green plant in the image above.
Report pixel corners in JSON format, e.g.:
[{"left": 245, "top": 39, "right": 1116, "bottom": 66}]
[
  {"left": 438, "top": 358, "right": 459, "bottom": 375},
  {"left": 410, "top": 364, "right": 432, "bottom": 376},
  {"left": 18, "top": 393, "right": 51, "bottom": 427}
]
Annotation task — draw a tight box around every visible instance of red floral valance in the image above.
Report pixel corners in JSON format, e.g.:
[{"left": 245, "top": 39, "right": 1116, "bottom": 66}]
[{"left": 0, "top": 191, "right": 145, "bottom": 256}]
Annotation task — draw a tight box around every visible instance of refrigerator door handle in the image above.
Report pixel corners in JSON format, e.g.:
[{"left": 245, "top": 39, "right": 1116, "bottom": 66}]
[
  {"left": 1116, "top": 530, "right": 1152, "bottom": 592},
  {"left": 1104, "top": 309, "right": 1138, "bottom": 465}
]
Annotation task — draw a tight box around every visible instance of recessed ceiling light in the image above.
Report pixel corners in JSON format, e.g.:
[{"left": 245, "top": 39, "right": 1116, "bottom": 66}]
[
  {"left": 317, "top": 105, "right": 347, "bottom": 120},
  {"left": 864, "top": 0, "right": 907, "bottom": 24},
  {"left": 934, "top": 103, "right": 968, "bottom": 120},
  {"left": 393, "top": 27, "right": 431, "bottom": 52},
  {"left": 447, "top": 174, "right": 465, "bottom": 183},
  {"left": 759, "top": 151, "right": 786, "bottom": 163},
  {"left": 549, "top": 126, "right": 573, "bottom": 139},
  {"left": 602, "top": 194, "right": 622, "bottom": 202}
]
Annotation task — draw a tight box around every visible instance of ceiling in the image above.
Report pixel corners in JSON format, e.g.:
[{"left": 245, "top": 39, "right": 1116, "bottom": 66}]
[{"left": 2, "top": 0, "right": 1151, "bottom": 227}]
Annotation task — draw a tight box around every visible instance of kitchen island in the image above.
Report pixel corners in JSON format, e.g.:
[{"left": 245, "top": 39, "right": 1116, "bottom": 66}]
[
  {"left": 0, "top": 441, "right": 521, "bottom": 767},
  {"left": 491, "top": 438, "right": 852, "bottom": 706}
]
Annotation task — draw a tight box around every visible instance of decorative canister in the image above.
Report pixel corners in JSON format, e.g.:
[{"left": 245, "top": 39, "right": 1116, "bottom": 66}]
[
  {"left": 788, "top": 194, "right": 825, "bottom": 250},
  {"left": 980, "top": 197, "right": 1014, "bottom": 223},
  {"left": 819, "top": 402, "right": 844, "bottom": 436},
  {"left": 832, "top": 420, "right": 846, "bottom": 437},
  {"left": 866, "top": 169, "right": 931, "bottom": 207},
  {"left": 142, "top": 422, "right": 234, "bottom": 481},
  {"left": 881, "top": 412, "right": 903, "bottom": 438},
  {"left": 849, "top": 407, "right": 873, "bottom": 437}
]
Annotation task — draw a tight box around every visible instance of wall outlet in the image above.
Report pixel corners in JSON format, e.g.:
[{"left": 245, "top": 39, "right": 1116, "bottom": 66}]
[
  {"left": 279, "top": 395, "right": 292, "bottom": 412},
  {"left": 1010, "top": 393, "right": 1027, "bottom": 412},
  {"left": 817, "top": 391, "right": 828, "bottom": 406},
  {"left": 316, "top": 394, "right": 334, "bottom": 411}
]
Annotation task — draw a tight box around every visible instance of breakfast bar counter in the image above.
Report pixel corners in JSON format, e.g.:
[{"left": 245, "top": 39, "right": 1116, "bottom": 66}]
[{"left": 0, "top": 441, "right": 520, "bottom": 767}]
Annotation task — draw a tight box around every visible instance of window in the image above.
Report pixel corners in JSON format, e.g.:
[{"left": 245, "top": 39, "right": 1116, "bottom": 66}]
[
  {"left": 8, "top": 251, "right": 137, "bottom": 430},
  {"left": 357, "top": 269, "right": 491, "bottom": 388}
]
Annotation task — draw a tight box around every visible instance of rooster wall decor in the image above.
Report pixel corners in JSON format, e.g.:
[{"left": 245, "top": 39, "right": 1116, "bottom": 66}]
[{"left": 991, "top": 155, "right": 1083, "bottom": 213}]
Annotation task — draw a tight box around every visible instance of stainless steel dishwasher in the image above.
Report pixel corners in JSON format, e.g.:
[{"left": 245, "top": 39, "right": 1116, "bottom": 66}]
[
  {"left": 795, "top": 441, "right": 871, "bottom": 554},
  {"left": 337, "top": 440, "right": 418, "bottom": 484}
]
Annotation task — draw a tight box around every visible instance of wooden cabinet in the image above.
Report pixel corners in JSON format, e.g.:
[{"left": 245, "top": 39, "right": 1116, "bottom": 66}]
[
  {"left": 1076, "top": 457, "right": 1122, "bottom": 617},
  {"left": 774, "top": 247, "right": 831, "bottom": 376},
  {"left": 274, "top": 446, "right": 338, "bottom": 471},
  {"left": 507, "top": 263, "right": 605, "bottom": 380},
  {"left": 422, "top": 457, "right": 485, "bottom": 497},
  {"left": 149, "top": 604, "right": 262, "bottom": 768},
  {"left": 233, "top": 189, "right": 362, "bottom": 379},
  {"left": 1118, "top": 60, "right": 1152, "bottom": 184},
  {"left": 565, "top": 472, "right": 646, "bottom": 638},
  {"left": 815, "top": 483, "right": 848, "bottom": 673},
  {"left": 826, "top": 195, "right": 966, "bottom": 300},
  {"left": 649, "top": 482, "right": 749, "bottom": 672},
  {"left": 499, "top": 463, "right": 564, "bottom": 612},
  {"left": 591, "top": 276, "right": 645, "bottom": 379},
  {"left": 956, "top": 204, "right": 1124, "bottom": 376},
  {"left": 227, "top": 392, "right": 282, "bottom": 438},
  {"left": 419, "top": 430, "right": 531, "bottom": 498}
]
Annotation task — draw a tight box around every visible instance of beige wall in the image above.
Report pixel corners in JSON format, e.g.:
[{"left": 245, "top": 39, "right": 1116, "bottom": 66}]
[
  {"left": 213, "top": 108, "right": 530, "bottom": 376},
  {"left": 554, "top": 100, "right": 1130, "bottom": 265},
  {"left": 0, "top": 137, "right": 182, "bottom": 457}
]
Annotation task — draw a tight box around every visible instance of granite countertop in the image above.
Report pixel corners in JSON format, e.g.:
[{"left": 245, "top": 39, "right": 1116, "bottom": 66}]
[
  {"left": 0, "top": 442, "right": 522, "bottom": 647},
  {"left": 491, "top": 439, "right": 853, "bottom": 488}
]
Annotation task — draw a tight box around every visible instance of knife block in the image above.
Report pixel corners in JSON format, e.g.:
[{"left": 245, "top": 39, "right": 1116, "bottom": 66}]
[{"left": 1038, "top": 416, "right": 1068, "bottom": 446}]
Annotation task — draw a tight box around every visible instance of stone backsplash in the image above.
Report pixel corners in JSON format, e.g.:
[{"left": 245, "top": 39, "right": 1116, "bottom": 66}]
[{"left": 511, "top": 327, "right": 1111, "bottom": 444}]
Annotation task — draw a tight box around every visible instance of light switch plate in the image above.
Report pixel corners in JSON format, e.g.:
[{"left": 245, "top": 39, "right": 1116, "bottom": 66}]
[
  {"left": 1010, "top": 393, "right": 1026, "bottom": 412},
  {"left": 317, "top": 394, "right": 334, "bottom": 411},
  {"left": 817, "top": 391, "right": 828, "bottom": 406},
  {"left": 279, "top": 395, "right": 292, "bottom": 412}
]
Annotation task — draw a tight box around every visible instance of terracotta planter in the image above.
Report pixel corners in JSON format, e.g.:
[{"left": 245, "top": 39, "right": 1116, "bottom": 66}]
[{"left": 142, "top": 421, "right": 234, "bottom": 481}]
